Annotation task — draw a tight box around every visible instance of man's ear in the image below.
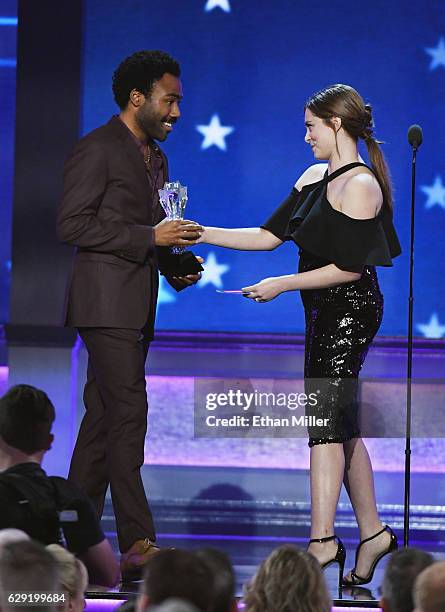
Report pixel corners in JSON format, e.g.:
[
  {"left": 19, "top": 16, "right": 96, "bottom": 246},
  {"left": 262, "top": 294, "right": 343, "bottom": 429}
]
[
  {"left": 380, "top": 597, "right": 389, "bottom": 612},
  {"left": 68, "top": 595, "right": 75, "bottom": 612},
  {"left": 45, "top": 433, "right": 54, "bottom": 451},
  {"left": 136, "top": 594, "right": 150, "bottom": 612},
  {"left": 129, "top": 89, "right": 145, "bottom": 108}
]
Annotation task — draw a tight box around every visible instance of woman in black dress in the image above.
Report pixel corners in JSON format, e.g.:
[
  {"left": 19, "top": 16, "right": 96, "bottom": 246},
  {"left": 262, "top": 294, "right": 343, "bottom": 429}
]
[{"left": 198, "top": 84, "right": 400, "bottom": 587}]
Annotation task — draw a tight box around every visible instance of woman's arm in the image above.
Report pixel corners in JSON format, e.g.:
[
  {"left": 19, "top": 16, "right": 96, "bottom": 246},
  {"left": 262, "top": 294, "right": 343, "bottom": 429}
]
[
  {"left": 286, "top": 264, "right": 361, "bottom": 290},
  {"left": 243, "top": 264, "right": 361, "bottom": 302},
  {"left": 198, "top": 164, "right": 329, "bottom": 252},
  {"left": 200, "top": 226, "right": 282, "bottom": 251},
  {"left": 243, "top": 175, "right": 378, "bottom": 301}
]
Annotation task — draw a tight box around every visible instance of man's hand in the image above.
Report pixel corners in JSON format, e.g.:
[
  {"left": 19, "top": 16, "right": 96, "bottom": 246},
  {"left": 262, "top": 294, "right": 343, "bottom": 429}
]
[
  {"left": 172, "top": 256, "right": 204, "bottom": 288},
  {"left": 154, "top": 219, "right": 203, "bottom": 247}
]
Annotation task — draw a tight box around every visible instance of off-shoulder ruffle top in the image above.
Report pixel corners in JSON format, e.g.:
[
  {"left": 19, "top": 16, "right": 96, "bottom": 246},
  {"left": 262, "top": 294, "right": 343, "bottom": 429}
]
[{"left": 261, "top": 162, "right": 401, "bottom": 270}]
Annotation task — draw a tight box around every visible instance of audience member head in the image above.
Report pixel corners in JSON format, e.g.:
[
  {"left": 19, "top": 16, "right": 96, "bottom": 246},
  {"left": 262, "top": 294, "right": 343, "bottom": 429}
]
[
  {"left": 46, "top": 545, "right": 88, "bottom": 612},
  {"left": 0, "top": 529, "right": 30, "bottom": 554},
  {"left": 0, "top": 540, "right": 59, "bottom": 612},
  {"left": 195, "top": 548, "right": 236, "bottom": 612},
  {"left": 151, "top": 600, "right": 200, "bottom": 612},
  {"left": 380, "top": 547, "right": 434, "bottom": 612},
  {"left": 243, "top": 544, "right": 331, "bottom": 612},
  {"left": 116, "top": 601, "right": 136, "bottom": 612},
  {"left": 413, "top": 561, "right": 445, "bottom": 612},
  {"left": 0, "top": 385, "right": 55, "bottom": 458},
  {"left": 136, "top": 549, "right": 213, "bottom": 612}
]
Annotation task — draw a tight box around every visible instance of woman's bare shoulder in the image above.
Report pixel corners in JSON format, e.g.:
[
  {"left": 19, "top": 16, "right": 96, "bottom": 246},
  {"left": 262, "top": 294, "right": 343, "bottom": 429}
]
[
  {"left": 294, "top": 164, "right": 328, "bottom": 191},
  {"left": 341, "top": 172, "right": 383, "bottom": 219}
]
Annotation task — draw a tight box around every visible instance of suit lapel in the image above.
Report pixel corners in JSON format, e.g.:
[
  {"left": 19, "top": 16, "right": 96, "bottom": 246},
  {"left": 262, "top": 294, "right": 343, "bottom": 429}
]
[{"left": 107, "top": 116, "right": 169, "bottom": 223}]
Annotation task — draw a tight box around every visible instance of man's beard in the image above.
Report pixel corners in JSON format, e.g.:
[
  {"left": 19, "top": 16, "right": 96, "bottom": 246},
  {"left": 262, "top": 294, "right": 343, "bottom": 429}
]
[{"left": 135, "top": 101, "right": 165, "bottom": 141}]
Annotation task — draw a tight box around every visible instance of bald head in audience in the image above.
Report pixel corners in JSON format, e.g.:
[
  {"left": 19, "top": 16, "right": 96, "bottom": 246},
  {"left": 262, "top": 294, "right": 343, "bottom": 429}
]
[
  {"left": 414, "top": 561, "right": 445, "bottom": 612},
  {"left": 0, "top": 529, "right": 30, "bottom": 553},
  {"left": 0, "top": 540, "right": 60, "bottom": 612}
]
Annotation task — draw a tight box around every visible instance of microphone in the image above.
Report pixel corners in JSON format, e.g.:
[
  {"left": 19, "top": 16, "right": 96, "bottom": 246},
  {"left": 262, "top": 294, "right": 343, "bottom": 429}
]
[
  {"left": 403, "top": 122, "right": 423, "bottom": 547},
  {"left": 408, "top": 124, "right": 423, "bottom": 149}
]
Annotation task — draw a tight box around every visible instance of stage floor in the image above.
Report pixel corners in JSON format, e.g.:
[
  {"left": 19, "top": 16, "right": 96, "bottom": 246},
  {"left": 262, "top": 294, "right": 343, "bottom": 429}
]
[{"left": 86, "top": 530, "right": 445, "bottom": 609}]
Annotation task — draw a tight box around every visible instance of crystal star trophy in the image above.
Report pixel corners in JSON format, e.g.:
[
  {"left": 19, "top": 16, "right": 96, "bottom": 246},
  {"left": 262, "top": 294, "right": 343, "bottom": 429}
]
[{"left": 158, "top": 181, "right": 204, "bottom": 276}]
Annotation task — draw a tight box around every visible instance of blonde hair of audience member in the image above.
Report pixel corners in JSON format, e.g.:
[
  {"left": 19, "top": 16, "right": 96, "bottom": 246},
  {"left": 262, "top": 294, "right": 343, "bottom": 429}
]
[
  {"left": 243, "top": 545, "right": 331, "bottom": 612},
  {"left": 413, "top": 561, "right": 445, "bottom": 612},
  {"left": 46, "top": 545, "right": 88, "bottom": 612}
]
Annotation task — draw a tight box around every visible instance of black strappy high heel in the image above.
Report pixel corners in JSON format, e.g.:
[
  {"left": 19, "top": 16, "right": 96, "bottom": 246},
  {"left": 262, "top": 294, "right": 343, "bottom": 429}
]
[
  {"left": 309, "top": 534, "right": 346, "bottom": 590},
  {"left": 342, "top": 524, "right": 398, "bottom": 586}
]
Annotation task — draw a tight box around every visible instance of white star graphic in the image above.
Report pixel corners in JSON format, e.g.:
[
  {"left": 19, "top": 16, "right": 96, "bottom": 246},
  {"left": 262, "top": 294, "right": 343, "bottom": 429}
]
[
  {"left": 425, "top": 37, "right": 445, "bottom": 70},
  {"left": 417, "top": 313, "right": 445, "bottom": 339},
  {"left": 205, "top": 0, "right": 231, "bottom": 12},
  {"left": 196, "top": 114, "right": 234, "bottom": 151},
  {"left": 198, "top": 252, "right": 229, "bottom": 288},
  {"left": 421, "top": 176, "right": 445, "bottom": 210},
  {"left": 157, "top": 274, "right": 177, "bottom": 306}
]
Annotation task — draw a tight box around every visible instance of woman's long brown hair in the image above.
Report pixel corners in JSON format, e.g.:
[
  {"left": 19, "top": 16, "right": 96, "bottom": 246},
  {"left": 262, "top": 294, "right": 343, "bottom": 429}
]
[{"left": 305, "top": 84, "right": 393, "bottom": 212}]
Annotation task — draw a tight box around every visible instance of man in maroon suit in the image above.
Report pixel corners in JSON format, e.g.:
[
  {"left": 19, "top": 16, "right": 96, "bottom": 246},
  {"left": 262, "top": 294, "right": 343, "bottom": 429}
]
[{"left": 57, "top": 50, "right": 202, "bottom": 581}]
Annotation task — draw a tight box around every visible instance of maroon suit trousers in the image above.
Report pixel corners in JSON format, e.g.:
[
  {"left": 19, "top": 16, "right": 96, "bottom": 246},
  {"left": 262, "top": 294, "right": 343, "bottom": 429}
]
[{"left": 69, "top": 326, "right": 155, "bottom": 552}]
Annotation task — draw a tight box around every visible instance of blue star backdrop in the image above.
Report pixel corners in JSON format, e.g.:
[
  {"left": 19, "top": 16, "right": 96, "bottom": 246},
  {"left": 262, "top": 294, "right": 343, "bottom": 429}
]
[
  {"left": 0, "top": 0, "right": 16, "bottom": 326},
  {"left": 1, "top": 0, "right": 445, "bottom": 337}
]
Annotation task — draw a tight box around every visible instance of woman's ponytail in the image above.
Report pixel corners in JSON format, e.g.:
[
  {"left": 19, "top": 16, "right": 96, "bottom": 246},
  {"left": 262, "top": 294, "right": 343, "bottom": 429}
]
[{"left": 363, "top": 135, "right": 393, "bottom": 213}]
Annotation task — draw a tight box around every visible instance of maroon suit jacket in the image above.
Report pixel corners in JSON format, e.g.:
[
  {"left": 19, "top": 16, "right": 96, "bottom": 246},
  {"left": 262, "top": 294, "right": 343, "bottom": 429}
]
[{"left": 57, "top": 116, "right": 182, "bottom": 337}]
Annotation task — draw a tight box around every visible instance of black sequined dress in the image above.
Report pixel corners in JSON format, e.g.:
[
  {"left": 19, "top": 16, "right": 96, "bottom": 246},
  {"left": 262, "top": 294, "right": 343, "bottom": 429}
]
[{"left": 261, "top": 163, "right": 401, "bottom": 446}]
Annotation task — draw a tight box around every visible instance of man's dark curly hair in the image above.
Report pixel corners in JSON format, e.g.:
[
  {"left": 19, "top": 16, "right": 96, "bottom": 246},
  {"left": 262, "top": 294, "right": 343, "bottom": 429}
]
[{"left": 112, "top": 50, "right": 181, "bottom": 110}]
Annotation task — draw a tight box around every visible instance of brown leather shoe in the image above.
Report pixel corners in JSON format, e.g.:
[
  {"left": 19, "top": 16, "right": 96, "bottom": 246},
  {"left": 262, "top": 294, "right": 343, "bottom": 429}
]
[{"left": 120, "top": 538, "right": 160, "bottom": 582}]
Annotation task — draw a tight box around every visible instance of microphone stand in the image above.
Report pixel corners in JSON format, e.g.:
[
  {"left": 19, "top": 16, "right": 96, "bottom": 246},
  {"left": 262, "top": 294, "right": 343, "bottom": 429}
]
[{"left": 403, "top": 140, "right": 418, "bottom": 547}]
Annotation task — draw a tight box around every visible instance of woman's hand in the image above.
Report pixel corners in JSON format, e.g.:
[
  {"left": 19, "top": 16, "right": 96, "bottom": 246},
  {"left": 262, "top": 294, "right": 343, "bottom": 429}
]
[
  {"left": 194, "top": 226, "right": 206, "bottom": 244},
  {"left": 242, "top": 276, "right": 289, "bottom": 302}
]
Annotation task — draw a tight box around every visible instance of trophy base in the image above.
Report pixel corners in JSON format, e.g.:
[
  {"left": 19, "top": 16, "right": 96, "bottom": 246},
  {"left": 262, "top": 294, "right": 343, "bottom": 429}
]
[{"left": 159, "top": 250, "right": 203, "bottom": 277}]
